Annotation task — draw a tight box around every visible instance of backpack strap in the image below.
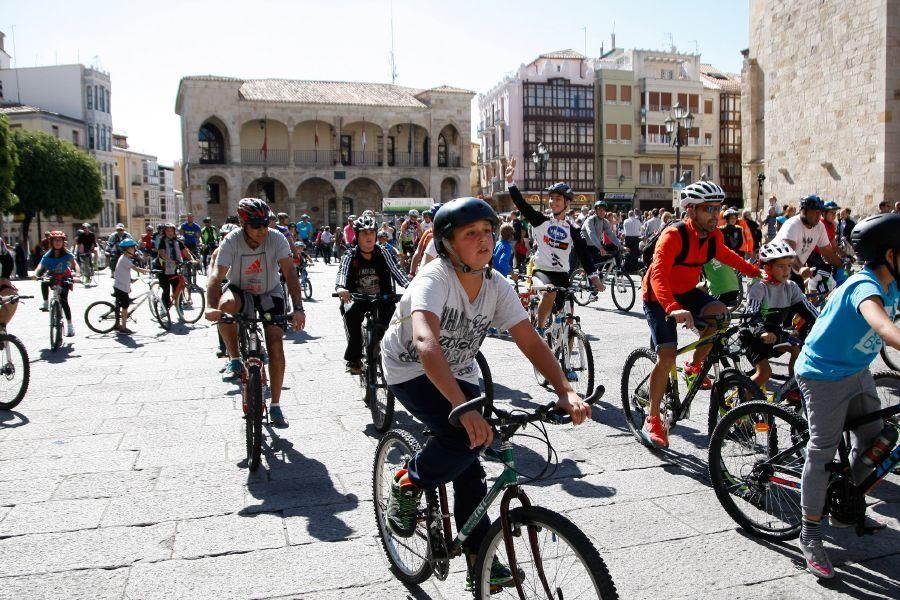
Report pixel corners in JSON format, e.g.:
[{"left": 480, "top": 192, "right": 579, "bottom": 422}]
[{"left": 674, "top": 222, "right": 690, "bottom": 265}]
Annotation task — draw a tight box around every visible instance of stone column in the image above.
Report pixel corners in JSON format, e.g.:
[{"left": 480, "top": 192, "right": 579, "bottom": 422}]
[{"left": 287, "top": 125, "right": 294, "bottom": 166}]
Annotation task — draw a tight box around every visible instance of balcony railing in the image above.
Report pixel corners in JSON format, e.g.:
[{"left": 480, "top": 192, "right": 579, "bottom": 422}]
[
  {"left": 240, "top": 149, "right": 290, "bottom": 165},
  {"left": 294, "top": 149, "right": 336, "bottom": 166},
  {"left": 438, "top": 155, "right": 462, "bottom": 168},
  {"left": 394, "top": 152, "right": 426, "bottom": 167},
  {"left": 342, "top": 150, "right": 382, "bottom": 166},
  {"left": 132, "top": 206, "right": 148, "bottom": 218},
  {"left": 523, "top": 107, "right": 592, "bottom": 120}
]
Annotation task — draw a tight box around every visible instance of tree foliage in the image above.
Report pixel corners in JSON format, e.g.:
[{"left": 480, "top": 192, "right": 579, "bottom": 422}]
[
  {"left": 10, "top": 129, "right": 103, "bottom": 241},
  {"left": 0, "top": 114, "right": 17, "bottom": 212}
]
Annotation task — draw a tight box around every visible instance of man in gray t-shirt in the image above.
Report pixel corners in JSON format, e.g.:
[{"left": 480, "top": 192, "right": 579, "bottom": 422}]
[{"left": 205, "top": 198, "right": 306, "bottom": 428}]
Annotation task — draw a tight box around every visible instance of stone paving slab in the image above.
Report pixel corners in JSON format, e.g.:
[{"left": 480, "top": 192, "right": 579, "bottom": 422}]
[{"left": 0, "top": 266, "right": 897, "bottom": 598}]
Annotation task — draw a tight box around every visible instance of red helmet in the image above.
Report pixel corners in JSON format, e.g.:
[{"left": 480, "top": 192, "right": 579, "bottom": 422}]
[
  {"left": 48, "top": 230, "right": 67, "bottom": 241},
  {"left": 237, "top": 197, "right": 270, "bottom": 225}
]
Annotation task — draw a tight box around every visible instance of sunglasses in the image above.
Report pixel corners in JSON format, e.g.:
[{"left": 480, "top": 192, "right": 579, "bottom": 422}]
[
  {"left": 245, "top": 222, "right": 268, "bottom": 230},
  {"left": 696, "top": 204, "right": 722, "bottom": 214}
]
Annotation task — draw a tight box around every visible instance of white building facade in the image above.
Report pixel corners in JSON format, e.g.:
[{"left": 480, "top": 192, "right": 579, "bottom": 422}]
[{"left": 175, "top": 77, "right": 473, "bottom": 228}]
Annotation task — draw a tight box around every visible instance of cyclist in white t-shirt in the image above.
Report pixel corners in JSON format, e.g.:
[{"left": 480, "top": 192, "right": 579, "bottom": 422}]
[{"left": 774, "top": 194, "right": 842, "bottom": 287}]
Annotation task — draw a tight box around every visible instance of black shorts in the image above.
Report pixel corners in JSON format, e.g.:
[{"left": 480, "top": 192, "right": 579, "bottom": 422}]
[
  {"left": 225, "top": 284, "right": 286, "bottom": 326},
  {"left": 741, "top": 330, "right": 787, "bottom": 366},
  {"left": 643, "top": 288, "right": 723, "bottom": 350},
  {"left": 113, "top": 288, "right": 131, "bottom": 309},
  {"left": 533, "top": 270, "right": 570, "bottom": 312},
  {"left": 401, "top": 241, "right": 415, "bottom": 255}
]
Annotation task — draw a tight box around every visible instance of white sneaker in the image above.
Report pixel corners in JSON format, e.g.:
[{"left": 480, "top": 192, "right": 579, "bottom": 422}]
[
  {"left": 40, "top": 300, "right": 48, "bottom": 311},
  {"left": 66, "top": 323, "right": 75, "bottom": 337},
  {"left": 799, "top": 537, "right": 834, "bottom": 579}
]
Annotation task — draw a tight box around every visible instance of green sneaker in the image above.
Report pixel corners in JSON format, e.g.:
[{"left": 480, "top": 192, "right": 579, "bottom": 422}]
[
  {"left": 385, "top": 469, "right": 421, "bottom": 538},
  {"left": 465, "top": 557, "right": 516, "bottom": 592}
]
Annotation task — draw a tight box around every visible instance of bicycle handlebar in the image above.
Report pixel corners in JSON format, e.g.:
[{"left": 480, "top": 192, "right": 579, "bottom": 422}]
[
  {"left": 0, "top": 294, "right": 33, "bottom": 305},
  {"left": 448, "top": 386, "right": 604, "bottom": 434}
]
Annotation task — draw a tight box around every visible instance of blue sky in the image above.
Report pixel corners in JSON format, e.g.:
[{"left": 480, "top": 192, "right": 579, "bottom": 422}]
[{"left": 2, "top": 0, "right": 748, "bottom": 164}]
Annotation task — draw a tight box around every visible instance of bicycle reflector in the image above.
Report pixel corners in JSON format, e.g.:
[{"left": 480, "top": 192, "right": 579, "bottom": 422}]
[{"left": 754, "top": 422, "right": 770, "bottom": 433}]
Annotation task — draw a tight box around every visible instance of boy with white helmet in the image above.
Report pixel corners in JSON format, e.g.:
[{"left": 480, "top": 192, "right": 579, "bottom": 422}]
[{"left": 744, "top": 241, "right": 819, "bottom": 394}]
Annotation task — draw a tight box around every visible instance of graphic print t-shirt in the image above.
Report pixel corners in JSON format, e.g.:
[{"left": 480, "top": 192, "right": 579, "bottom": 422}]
[
  {"left": 380, "top": 259, "right": 528, "bottom": 386},
  {"left": 532, "top": 219, "right": 575, "bottom": 272},
  {"left": 216, "top": 228, "right": 291, "bottom": 296},
  {"left": 774, "top": 216, "right": 829, "bottom": 264}
]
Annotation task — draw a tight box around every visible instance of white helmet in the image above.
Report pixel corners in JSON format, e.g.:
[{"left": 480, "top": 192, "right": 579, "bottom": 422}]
[
  {"left": 723, "top": 208, "right": 740, "bottom": 218},
  {"left": 680, "top": 181, "right": 726, "bottom": 208},
  {"left": 758, "top": 240, "right": 796, "bottom": 263},
  {"left": 408, "top": 209, "right": 420, "bottom": 217}
]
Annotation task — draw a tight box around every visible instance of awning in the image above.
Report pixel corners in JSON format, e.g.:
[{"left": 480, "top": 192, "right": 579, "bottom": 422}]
[
  {"left": 382, "top": 197, "right": 435, "bottom": 214},
  {"left": 602, "top": 193, "right": 634, "bottom": 201}
]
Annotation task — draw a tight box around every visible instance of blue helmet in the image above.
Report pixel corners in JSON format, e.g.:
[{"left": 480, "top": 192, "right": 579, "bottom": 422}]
[
  {"left": 800, "top": 194, "right": 824, "bottom": 211},
  {"left": 119, "top": 239, "right": 137, "bottom": 249},
  {"left": 822, "top": 201, "right": 840, "bottom": 210}
]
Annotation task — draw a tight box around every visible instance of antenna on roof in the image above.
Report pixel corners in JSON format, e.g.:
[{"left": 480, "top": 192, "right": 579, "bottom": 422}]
[
  {"left": 581, "top": 26, "right": 587, "bottom": 56},
  {"left": 389, "top": 0, "right": 398, "bottom": 84},
  {"left": 689, "top": 40, "right": 699, "bottom": 54},
  {"left": 665, "top": 32, "right": 675, "bottom": 53}
]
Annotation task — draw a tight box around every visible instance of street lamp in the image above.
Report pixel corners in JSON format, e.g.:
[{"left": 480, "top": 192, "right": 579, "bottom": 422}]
[
  {"left": 664, "top": 102, "right": 695, "bottom": 204},
  {"left": 532, "top": 140, "right": 550, "bottom": 210}
]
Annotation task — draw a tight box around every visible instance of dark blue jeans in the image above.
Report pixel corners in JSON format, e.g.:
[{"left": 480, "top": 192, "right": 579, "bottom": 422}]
[{"left": 390, "top": 374, "right": 490, "bottom": 554}]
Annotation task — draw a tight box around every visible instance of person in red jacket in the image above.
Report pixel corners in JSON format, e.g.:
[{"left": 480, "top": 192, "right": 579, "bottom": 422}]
[{"left": 641, "top": 181, "right": 760, "bottom": 449}]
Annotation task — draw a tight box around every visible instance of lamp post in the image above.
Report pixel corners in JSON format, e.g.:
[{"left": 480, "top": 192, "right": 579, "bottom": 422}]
[
  {"left": 531, "top": 140, "right": 550, "bottom": 210},
  {"left": 664, "top": 102, "right": 694, "bottom": 207}
]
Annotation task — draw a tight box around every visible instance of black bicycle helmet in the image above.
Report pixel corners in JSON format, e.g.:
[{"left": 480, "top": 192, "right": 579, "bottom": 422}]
[
  {"left": 593, "top": 200, "right": 608, "bottom": 209},
  {"left": 800, "top": 194, "right": 824, "bottom": 211},
  {"left": 545, "top": 182, "right": 574, "bottom": 201},
  {"left": 237, "top": 198, "right": 270, "bottom": 225},
  {"left": 850, "top": 213, "right": 900, "bottom": 265},
  {"left": 433, "top": 197, "right": 499, "bottom": 277},
  {"left": 426, "top": 202, "right": 444, "bottom": 219}
]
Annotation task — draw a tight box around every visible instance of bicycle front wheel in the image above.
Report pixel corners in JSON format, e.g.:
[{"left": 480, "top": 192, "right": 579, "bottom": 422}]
[
  {"left": 176, "top": 285, "right": 206, "bottom": 324},
  {"left": 610, "top": 270, "right": 636, "bottom": 312},
  {"left": 708, "top": 400, "right": 807, "bottom": 541},
  {"left": 476, "top": 350, "right": 494, "bottom": 416},
  {"left": 707, "top": 368, "right": 764, "bottom": 436},
  {"left": 151, "top": 292, "right": 171, "bottom": 330},
  {"left": 49, "top": 302, "right": 63, "bottom": 351},
  {"left": 473, "top": 505, "right": 618, "bottom": 599},
  {"left": 0, "top": 334, "right": 30, "bottom": 410},
  {"left": 373, "top": 429, "right": 432, "bottom": 584},
  {"left": 245, "top": 364, "right": 264, "bottom": 472},
  {"left": 566, "top": 328, "right": 594, "bottom": 397},
  {"left": 302, "top": 276, "right": 313, "bottom": 300},
  {"left": 880, "top": 318, "right": 900, "bottom": 370},
  {"left": 84, "top": 301, "right": 118, "bottom": 334}
]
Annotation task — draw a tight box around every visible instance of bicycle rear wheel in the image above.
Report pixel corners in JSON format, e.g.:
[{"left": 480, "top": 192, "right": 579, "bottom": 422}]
[
  {"left": 708, "top": 400, "right": 807, "bottom": 541},
  {"left": 610, "top": 270, "right": 636, "bottom": 312},
  {"left": 0, "top": 334, "right": 30, "bottom": 410},
  {"left": 874, "top": 369, "right": 900, "bottom": 428},
  {"left": 570, "top": 268, "right": 591, "bottom": 306},
  {"left": 473, "top": 505, "right": 618, "bottom": 599},
  {"left": 151, "top": 292, "right": 171, "bottom": 330},
  {"left": 176, "top": 285, "right": 206, "bottom": 324},
  {"left": 373, "top": 429, "right": 432, "bottom": 584},
  {"left": 84, "top": 301, "right": 118, "bottom": 334},
  {"left": 621, "top": 347, "right": 669, "bottom": 443},
  {"left": 49, "top": 302, "right": 63, "bottom": 351},
  {"left": 245, "top": 364, "right": 264, "bottom": 472}
]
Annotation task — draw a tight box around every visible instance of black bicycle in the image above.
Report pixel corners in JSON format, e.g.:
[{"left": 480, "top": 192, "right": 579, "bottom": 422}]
[
  {"left": 0, "top": 295, "right": 32, "bottom": 411},
  {"left": 220, "top": 312, "right": 286, "bottom": 472},
  {"left": 708, "top": 381, "right": 900, "bottom": 540},
  {"left": 621, "top": 313, "right": 763, "bottom": 445},
  {"left": 334, "top": 292, "right": 493, "bottom": 432}
]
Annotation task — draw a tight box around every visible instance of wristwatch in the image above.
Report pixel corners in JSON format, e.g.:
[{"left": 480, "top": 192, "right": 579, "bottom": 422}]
[{"left": 293, "top": 306, "right": 305, "bottom": 313}]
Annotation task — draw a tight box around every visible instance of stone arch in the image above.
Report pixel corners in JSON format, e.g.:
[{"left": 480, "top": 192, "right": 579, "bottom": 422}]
[
  {"left": 385, "top": 122, "right": 430, "bottom": 166},
  {"left": 239, "top": 118, "right": 290, "bottom": 164},
  {"left": 295, "top": 177, "right": 337, "bottom": 224},
  {"left": 439, "top": 177, "right": 459, "bottom": 202},
  {"left": 437, "top": 123, "right": 462, "bottom": 168},
  {"left": 339, "top": 121, "right": 384, "bottom": 166},
  {"left": 343, "top": 177, "right": 384, "bottom": 216},
  {"left": 198, "top": 116, "right": 230, "bottom": 164},
  {"left": 293, "top": 120, "right": 336, "bottom": 165},
  {"left": 245, "top": 176, "right": 289, "bottom": 204},
  {"left": 389, "top": 177, "right": 427, "bottom": 198}
]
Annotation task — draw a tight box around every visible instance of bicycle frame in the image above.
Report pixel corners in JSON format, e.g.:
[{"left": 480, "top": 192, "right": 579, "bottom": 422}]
[{"left": 664, "top": 328, "right": 731, "bottom": 423}]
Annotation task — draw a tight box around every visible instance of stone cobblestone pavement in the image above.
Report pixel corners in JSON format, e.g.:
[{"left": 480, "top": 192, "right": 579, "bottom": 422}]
[{"left": 0, "top": 263, "right": 897, "bottom": 599}]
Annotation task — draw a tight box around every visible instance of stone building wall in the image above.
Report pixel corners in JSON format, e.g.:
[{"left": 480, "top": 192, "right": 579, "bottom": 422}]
[{"left": 744, "top": 0, "right": 891, "bottom": 215}]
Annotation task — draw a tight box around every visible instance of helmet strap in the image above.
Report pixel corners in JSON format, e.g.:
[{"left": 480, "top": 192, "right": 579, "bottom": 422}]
[{"left": 441, "top": 241, "right": 492, "bottom": 279}]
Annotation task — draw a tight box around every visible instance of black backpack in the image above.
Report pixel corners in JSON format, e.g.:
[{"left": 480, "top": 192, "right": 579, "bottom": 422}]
[{"left": 641, "top": 220, "right": 715, "bottom": 270}]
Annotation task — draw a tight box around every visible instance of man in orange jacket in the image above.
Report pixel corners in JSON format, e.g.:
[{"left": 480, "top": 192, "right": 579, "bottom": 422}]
[{"left": 640, "top": 182, "right": 760, "bottom": 449}]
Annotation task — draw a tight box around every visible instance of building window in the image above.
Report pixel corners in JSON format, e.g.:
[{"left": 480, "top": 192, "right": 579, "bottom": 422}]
[
  {"left": 88, "top": 125, "right": 95, "bottom": 150},
  {"left": 437, "top": 134, "right": 448, "bottom": 167},
  {"left": 51, "top": 125, "right": 59, "bottom": 138},
  {"left": 620, "top": 85, "right": 631, "bottom": 104},
  {"left": 704, "top": 164, "right": 713, "bottom": 180},
  {"left": 619, "top": 124, "right": 632, "bottom": 143},
  {"left": 661, "top": 69, "right": 673, "bottom": 80},
  {"left": 207, "top": 182, "right": 221, "bottom": 204},
  {"left": 605, "top": 123, "right": 617, "bottom": 143},
  {"left": 621, "top": 160, "right": 633, "bottom": 179},
  {"left": 671, "top": 166, "right": 694, "bottom": 185},
  {"left": 86, "top": 86, "right": 92, "bottom": 110},
  {"left": 72, "top": 130, "right": 79, "bottom": 147},
  {"left": 94, "top": 86, "right": 99, "bottom": 111},
  {"left": 640, "top": 164, "right": 664, "bottom": 186},
  {"left": 604, "top": 84, "right": 617, "bottom": 103},
  {"left": 606, "top": 159, "right": 617, "bottom": 179},
  {"left": 107, "top": 89, "right": 111, "bottom": 113},
  {"left": 704, "top": 99, "right": 713, "bottom": 114},
  {"left": 198, "top": 123, "right": 225, "bottom": 164},
  {"left": 704, "top": 132, "right": 713, "bottom": 146},
  {"left": 642, "top": 124, "right": 669, "bottom": 145}
]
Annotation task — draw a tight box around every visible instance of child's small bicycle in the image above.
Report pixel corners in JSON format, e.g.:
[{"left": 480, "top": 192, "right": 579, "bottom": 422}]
[
  {"left": 83, "top": 274, "right": 170, "bottom": 333},
  {"left": 373, "top": 387, "right": 618, "bottom": 599}
]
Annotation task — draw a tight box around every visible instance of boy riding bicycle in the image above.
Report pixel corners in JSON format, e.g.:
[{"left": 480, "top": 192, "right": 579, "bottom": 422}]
[
  {"left": 743, "top": 241, "right": 819, "bottom": 395},
  {"left": 205, "top": 198, "right": 306, "bottom": 428},
  {"left": 793, "top": 213, "right": 900, "bottom": 579},
  {"left": 335, "top": 215, "right": 408, "bottom": 375},
  {"left": 379, "top": 197, "right": 591, "bottom": 591},
  {"left": 641, "top": 181, "right": 760, "bottom": 449},
  {"left": 112, "top": 239, "right": 150, "bottom": 334}
]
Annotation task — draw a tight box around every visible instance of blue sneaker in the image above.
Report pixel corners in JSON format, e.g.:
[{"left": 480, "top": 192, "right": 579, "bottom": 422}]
[
  {"left": 222, "top": 358, "right": 241, "bottom": 382},
  {"left": 269, "top": 404, "right": 288, "bottom": 428}
]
